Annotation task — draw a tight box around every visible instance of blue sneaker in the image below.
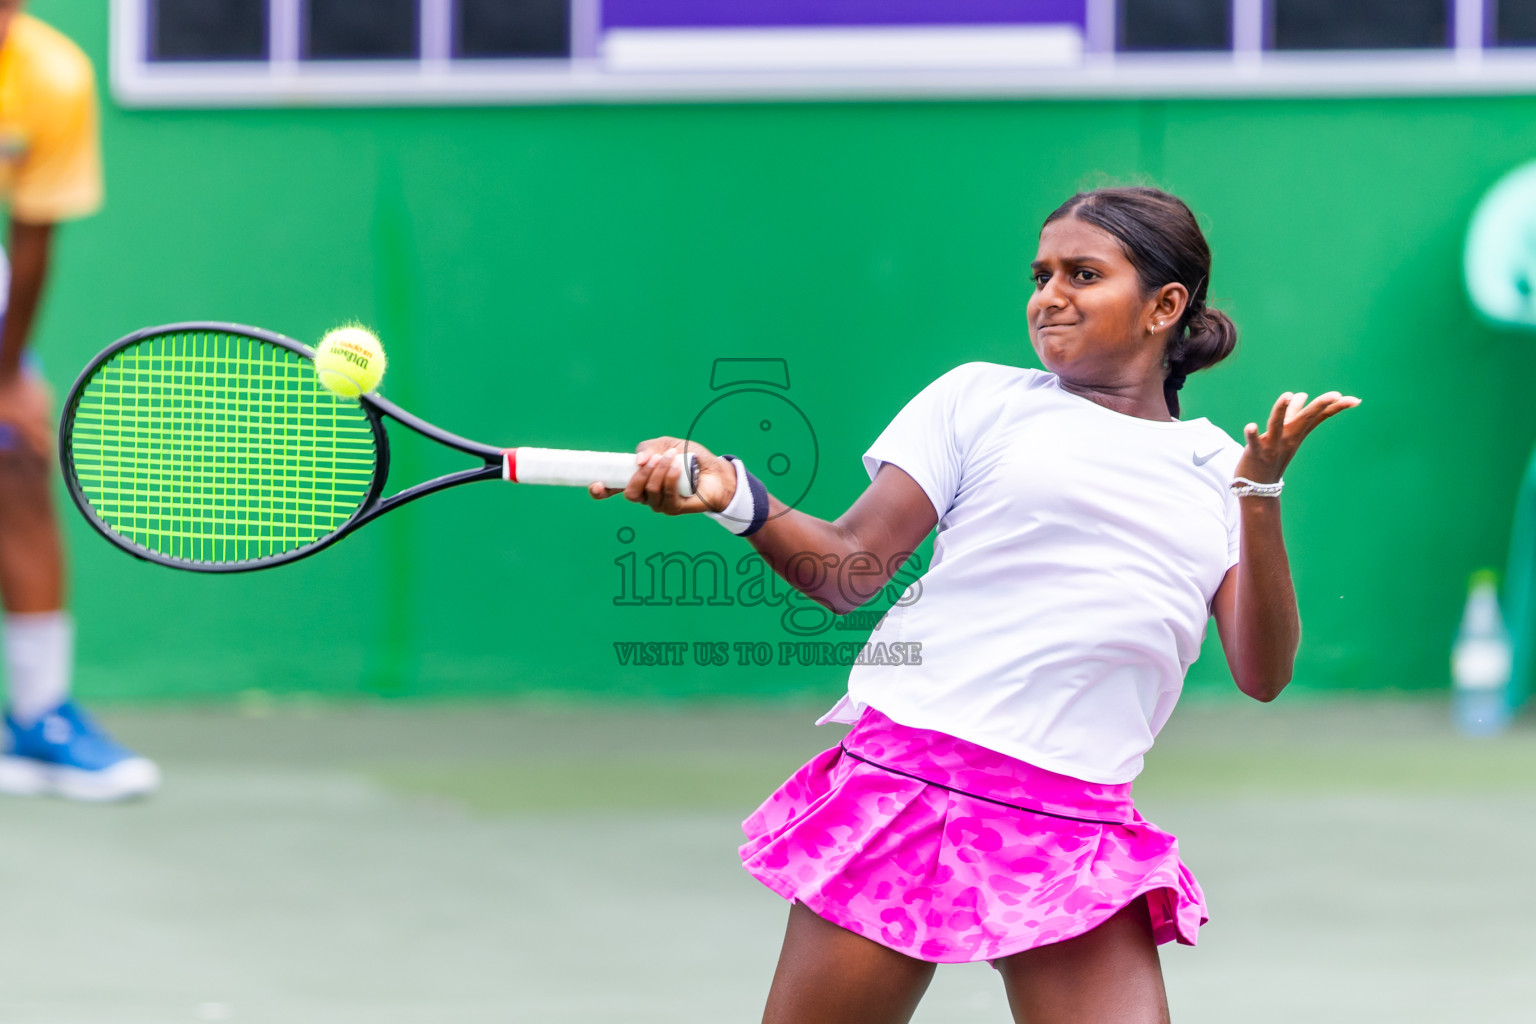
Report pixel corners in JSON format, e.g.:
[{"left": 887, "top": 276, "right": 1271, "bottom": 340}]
[{"left": 0, "top": 701, "right": 160, "bottom": 801}]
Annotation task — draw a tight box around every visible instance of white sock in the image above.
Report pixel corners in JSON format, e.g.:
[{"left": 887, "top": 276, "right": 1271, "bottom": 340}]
[{"left": 4, "top": 611, "right": 72, "bottom": 727}]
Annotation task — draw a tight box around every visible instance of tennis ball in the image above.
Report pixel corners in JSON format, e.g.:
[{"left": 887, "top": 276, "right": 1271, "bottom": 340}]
[{"left": 314, "top": 326, "right": 386, "bottom": 398}]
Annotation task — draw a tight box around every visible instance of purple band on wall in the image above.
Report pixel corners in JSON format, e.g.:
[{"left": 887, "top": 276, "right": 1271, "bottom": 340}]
[{"left": 602, "top": 1, "right": 1087, "bottom": 30}]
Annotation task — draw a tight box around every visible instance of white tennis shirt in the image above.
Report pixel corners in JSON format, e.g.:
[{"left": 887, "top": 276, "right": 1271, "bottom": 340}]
[{"left": 820, "top": 363, "right": 1245, "bottom": 784}]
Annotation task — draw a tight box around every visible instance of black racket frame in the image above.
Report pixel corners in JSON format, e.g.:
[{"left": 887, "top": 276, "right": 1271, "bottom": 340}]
[{"left": 60, "top": 322, "right": 505, "bottom": 573}]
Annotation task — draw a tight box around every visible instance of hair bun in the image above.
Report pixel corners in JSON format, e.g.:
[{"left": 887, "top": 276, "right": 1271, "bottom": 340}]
[{"left": 1177, "top": 306, "right": 1237, "bottom": 377}]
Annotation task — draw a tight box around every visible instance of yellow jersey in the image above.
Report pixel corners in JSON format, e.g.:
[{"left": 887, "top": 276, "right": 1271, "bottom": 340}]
[{"left": 0, "top": 13, "right": 101, "bottom": 223}]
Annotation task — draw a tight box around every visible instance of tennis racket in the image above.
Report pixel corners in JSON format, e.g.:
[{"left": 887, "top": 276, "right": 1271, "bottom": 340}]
[{"left": 59, "top": 322, "right": 696, "bottom": 573}]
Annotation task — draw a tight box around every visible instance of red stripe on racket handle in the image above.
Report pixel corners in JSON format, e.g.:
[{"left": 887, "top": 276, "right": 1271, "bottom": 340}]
[{"left": 502, "top": 448, "right": 697, "bottom": 498}]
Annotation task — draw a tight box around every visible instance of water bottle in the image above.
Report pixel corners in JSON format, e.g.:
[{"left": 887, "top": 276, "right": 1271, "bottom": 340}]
[{"left": 1452, "top": 569, "right": 1514, "bottom": 736}]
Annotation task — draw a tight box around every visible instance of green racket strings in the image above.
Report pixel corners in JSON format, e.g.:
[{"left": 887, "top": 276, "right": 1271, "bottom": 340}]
[{"left": 68, "top": 331, "right": 377, "bottom": 565}]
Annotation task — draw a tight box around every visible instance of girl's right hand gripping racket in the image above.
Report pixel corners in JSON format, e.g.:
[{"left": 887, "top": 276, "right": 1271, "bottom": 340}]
[{"left": 60, "top": 322, "right": 696, "bottom": 573}]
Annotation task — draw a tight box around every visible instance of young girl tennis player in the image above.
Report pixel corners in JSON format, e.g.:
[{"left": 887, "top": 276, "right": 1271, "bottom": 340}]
[{"left": 596, "top": 186, "right": 1357, "bottom": 1024}]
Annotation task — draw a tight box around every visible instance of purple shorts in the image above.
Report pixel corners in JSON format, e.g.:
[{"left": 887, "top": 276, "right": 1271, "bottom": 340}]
[{"left": 740, "top": 707, "right": 1207, "bottom": 963}]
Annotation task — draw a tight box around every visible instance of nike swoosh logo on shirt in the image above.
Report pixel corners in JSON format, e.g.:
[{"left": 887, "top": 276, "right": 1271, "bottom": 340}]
[{"left": 1193, "top": 449, "right": 1223, "bottom": 466}]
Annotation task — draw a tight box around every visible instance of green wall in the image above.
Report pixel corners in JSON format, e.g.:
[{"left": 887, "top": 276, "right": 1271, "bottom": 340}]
[{"left": 29, "top": 2, "right": 1536, "bottom": 705}]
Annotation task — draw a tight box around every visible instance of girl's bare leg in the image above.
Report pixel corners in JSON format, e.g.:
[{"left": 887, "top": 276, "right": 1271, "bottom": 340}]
[
  {"left": 996, "top": 896, "right": 1171, "bottom": 1024},
  {"left": 762, "top": 902, "right": 937, "bottom": 1024}
]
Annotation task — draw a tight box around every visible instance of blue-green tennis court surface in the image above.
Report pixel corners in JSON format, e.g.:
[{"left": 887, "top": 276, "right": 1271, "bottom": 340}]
[{"left": 2, "top": 698, "right": 1534, "bottom": 1023}]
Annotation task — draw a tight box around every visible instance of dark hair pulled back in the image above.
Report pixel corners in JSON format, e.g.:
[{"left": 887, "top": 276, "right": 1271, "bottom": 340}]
[{"left": 1044, "top": 187, "right": 1236, "bottom": 418}]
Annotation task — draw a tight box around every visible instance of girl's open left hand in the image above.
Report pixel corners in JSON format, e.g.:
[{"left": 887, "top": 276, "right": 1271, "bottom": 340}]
[{"left": 1235, "top": 390, "right": 1360, "bottom": 485}]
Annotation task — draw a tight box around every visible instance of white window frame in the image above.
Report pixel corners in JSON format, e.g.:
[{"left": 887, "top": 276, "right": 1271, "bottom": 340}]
[{"left": 113, "top": 0, "right": 1536, "bottom": 108}]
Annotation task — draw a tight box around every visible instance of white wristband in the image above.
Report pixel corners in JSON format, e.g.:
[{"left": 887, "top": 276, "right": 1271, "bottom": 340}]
[{"left": 704, "top": 457, "right": 757, "bottom": 535}]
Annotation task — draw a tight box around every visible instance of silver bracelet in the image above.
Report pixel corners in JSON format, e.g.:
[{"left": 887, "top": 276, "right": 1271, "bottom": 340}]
[{"left": 1231, "top": 476, "right": 1284, "bottom": 498}]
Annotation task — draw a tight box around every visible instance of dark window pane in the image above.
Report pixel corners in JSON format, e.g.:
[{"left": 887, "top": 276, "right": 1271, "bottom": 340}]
[
  {"left": 1118, "top": 0, "right": 1228, "bottom": 52},
  {"left": 1494, "top": 0, "right": 1536, "bottom": 45},
  {"left": 457, "top": 0, "right": 570, "bottom": 58},
  {"left": 149, "top": 0, "right": 267, "bottom": 61},
  {"left": 305, "top": 0, "right": 419, "bottom": 60},
  {"left": 1274, "top": 0, "right": 1449, "bottom": 50}
]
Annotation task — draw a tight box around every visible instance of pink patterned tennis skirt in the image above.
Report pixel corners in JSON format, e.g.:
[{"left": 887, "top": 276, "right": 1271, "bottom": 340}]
[{"left": 739, "top": 707, "right": 1207, "bottom": 963}]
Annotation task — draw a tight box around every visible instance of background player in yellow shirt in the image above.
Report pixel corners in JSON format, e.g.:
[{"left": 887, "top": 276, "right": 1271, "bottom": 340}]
[{"left": 0, "top": 1, "right": 157, "bottom": 800}]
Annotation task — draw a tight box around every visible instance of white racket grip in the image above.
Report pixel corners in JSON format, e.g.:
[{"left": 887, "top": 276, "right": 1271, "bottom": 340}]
[{"left": 505, "top": 447, "right": 696, "bottom": 497}]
